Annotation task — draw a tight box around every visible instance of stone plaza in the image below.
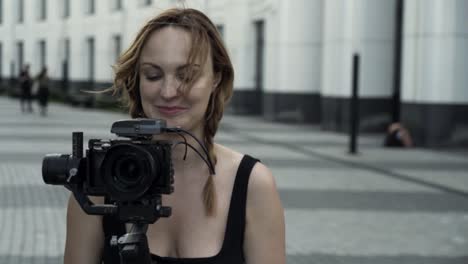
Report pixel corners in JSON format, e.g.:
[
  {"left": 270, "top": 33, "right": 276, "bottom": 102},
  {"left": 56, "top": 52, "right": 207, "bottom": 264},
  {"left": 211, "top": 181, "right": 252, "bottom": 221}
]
[{"left": 0, "top": 96, "right": 467, "bottom": 264}]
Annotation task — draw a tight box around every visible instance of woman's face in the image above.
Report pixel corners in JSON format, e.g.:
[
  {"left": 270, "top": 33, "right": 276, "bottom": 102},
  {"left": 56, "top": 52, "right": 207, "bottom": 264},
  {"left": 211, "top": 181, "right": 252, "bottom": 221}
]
[{"left": 139, "top": 26, "right": 218, "bottom": 136}]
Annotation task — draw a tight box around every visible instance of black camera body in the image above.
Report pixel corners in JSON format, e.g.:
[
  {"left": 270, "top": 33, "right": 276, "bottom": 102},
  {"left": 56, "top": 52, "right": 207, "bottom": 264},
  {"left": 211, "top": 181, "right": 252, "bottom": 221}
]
[
  {"left": 84, "top": 138, "right": 174, "bottom": 202},
  {"left": 42, "top": 119, "right": 174, "bottom": 204}
]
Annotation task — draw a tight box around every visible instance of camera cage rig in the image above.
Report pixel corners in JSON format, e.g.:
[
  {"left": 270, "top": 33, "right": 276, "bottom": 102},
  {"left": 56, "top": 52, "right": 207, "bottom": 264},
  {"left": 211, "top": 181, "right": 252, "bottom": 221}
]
[{"left": 45, "top": 118, "right": 215, "bottom": 264}]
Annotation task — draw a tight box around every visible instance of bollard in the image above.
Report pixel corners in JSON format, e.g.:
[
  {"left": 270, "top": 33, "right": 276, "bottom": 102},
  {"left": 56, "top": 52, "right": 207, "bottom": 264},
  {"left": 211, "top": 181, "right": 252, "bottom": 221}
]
[{"left": 349, "top": 54, "right": 360, "bottom": 154}]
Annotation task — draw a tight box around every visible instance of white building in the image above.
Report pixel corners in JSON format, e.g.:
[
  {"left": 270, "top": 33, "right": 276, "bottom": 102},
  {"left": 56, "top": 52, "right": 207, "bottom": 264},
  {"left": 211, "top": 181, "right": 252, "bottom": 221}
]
[{"left": 0, "top": 0, "right": 467, "bottom": 147}]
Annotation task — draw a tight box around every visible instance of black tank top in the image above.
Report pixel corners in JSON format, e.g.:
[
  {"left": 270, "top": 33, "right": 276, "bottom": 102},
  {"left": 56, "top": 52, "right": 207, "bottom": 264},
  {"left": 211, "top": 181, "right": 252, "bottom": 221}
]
[{"left": 102, "top": 155, "right": 259, "bottom": 264}]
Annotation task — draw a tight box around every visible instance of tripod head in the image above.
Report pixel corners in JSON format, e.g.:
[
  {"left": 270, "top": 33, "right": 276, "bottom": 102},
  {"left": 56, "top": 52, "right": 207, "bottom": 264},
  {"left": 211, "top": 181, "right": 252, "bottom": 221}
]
[{"left": 111, "top": 223, "right": 153, "bottom": 264}]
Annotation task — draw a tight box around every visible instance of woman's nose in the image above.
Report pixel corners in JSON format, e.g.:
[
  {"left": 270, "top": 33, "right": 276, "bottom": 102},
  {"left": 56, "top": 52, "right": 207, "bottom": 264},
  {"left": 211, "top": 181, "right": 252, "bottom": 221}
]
[{"left": 160, "top": 77, "right": 181, "bottom": 100}]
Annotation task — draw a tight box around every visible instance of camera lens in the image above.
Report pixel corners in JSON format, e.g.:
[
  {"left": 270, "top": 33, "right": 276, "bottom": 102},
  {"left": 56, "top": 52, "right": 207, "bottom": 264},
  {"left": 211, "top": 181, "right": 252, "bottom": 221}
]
[
  {"left": 114, "top": 156, "right": 142, "bottom": 186},
  {"left": 101, "top": 143, "right": 159, "bottom": 201},
  {"left": 42, "top": 154, "right": 76, "bottom": 185},
  {"left": 114, "top": 157, "right": 142, "bottom": 185}
]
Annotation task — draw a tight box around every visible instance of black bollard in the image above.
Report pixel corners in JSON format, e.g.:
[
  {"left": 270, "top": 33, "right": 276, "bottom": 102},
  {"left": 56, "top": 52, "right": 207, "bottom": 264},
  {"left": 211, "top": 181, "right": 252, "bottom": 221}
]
[{"left": 349, "top": 54, "right": 360, "bottom": 154}]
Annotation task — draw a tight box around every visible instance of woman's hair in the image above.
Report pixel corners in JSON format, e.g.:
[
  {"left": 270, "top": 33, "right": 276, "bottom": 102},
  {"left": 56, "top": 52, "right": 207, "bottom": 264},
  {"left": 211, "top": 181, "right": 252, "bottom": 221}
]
[{"left": 111, "top": 8, "right": 234, "bottom": 216}]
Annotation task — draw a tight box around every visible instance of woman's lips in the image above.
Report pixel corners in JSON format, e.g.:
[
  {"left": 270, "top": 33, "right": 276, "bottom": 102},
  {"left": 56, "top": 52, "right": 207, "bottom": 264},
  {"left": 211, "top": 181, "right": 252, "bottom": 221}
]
[{"left": 157, "top": 106, "right": 188, "bottom": 116}]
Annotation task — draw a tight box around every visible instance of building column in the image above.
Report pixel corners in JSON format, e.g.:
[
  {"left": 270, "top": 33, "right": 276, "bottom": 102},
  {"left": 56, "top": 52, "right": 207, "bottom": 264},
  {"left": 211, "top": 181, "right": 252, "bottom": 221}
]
[
  {"left": 209, "top": 0, "right": 262, "bottom": 115},
  {"left": 401, "top": 0, "right": 468, "bottom": 146},
  {"left": 261, "top": 0, "right": 323, "bottom": 123},
  {"left": 321, "top": 0, "right": 397, "bottom": 132}
]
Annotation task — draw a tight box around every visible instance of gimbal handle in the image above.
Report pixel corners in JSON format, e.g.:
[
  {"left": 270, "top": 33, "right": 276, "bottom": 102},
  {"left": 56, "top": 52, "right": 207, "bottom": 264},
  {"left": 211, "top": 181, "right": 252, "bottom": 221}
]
[{"left": 69, "top": 184, "right": 118, "bottom": 215}]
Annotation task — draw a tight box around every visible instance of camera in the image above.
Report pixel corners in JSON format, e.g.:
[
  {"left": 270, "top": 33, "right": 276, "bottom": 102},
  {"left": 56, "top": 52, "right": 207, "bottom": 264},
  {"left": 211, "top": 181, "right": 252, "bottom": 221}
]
[
  {"left": 41, "top": 118, "right": 215, "bottom": 263},
  {"left": 43, "top": 137, "right": 174, "bottom": 201},
  {"left": 42, "top": 119, "right": 174, "bottom": 215}
]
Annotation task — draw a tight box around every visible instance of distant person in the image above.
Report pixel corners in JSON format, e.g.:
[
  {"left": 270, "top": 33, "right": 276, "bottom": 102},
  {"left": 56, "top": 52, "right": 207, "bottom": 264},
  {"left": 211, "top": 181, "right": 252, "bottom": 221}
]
[
  {"left": 384, "top": 122, "right": 413, "bottom": 147},
  {"left": 18, "top": 64, "right": 33, "bottom": 113},
  {"left": 35, "top": 67, "right": 50, "bottom": 116}
]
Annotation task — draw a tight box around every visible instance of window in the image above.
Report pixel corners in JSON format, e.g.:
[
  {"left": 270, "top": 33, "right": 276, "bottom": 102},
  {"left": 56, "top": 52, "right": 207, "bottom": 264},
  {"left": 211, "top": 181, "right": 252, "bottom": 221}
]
[
  {"left": 10, "top": 61, "right": 14, "bottom": 79},
  {"left": 17, "top": 0, "right": 24, "bottom": 23},
  {"left": 62, "top": 38, "right": 70, "bottom": 81},
  {"left": 87, "top": 0, "right": 95, "bottom": 15},
  {"left": 139, "top": 0, "right": 152, "bottom": 7},
  {"left": 63, "top": 0, "right": 70, "bottom": 18},
  {"left": 254, "top": 20, "right": 265, "bottom": 93},
  {"left": 216, "top": 24, "right": 224, "bottom": 39},
  {"left": 113, "top": 35, "right": 122, "bottom": 63},
  {"left": 0, "top": 42, "right": 3, "bottom": 78},
  {"left": 64, "top": 38, "right": 70, "bottom": 63},
  {"left": 113, "top": 0, "right": 122, "bottom": 11},
  {"left": 39, "top": 40, "right": 46, "bottom": 69},
  {"left": 16, "top": 41, "right": 24, "bottom": 72},
  {"left": 170, "top": 0, "right": 183, "bottom": 5},
  {"left": 39, "top": 0, "right": 47, "bottom": 20},
  {"left": 87, "top": 37, "right": 95, "bottom": 81},
  {"left": 0, "top": 0, "right": 3, "bottom": 24}
]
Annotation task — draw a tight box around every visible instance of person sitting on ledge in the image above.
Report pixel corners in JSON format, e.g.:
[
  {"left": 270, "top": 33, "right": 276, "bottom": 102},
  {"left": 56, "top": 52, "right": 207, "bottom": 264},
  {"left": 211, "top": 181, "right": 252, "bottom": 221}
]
[{"left": 384, "top": 122, "right": 414, "bottom": 148}]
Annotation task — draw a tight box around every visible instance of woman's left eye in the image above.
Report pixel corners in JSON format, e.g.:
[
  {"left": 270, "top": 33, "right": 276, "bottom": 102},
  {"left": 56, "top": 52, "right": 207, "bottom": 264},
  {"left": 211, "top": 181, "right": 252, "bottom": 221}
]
[
  {"left": 176, "top": 73, "right": 188, "bottom": 81},
  {"left": 177, "top": 70, "right": 197, "bottom": 83}
]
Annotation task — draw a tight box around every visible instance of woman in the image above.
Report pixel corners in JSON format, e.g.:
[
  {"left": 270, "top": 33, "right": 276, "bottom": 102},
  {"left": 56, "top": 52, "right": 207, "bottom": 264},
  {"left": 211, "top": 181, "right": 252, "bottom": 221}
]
[{"left": 64, "top": 8, "right": 285, "bottom": 264}]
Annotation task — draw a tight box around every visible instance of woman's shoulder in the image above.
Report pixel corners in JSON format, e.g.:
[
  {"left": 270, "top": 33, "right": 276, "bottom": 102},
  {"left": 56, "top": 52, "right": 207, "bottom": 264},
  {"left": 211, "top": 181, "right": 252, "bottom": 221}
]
[
  {"left": 214, "top": 143, "right": 276, "bottom": 192},
  {"left": 248, "top": 160, "right": 276, "bottom": 199}
]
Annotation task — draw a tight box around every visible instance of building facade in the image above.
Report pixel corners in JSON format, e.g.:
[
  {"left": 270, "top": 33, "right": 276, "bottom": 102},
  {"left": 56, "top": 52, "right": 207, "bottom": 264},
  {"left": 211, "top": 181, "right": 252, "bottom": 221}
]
[{"left": 0, "top": 0, "right": 467, "bottom": 147}]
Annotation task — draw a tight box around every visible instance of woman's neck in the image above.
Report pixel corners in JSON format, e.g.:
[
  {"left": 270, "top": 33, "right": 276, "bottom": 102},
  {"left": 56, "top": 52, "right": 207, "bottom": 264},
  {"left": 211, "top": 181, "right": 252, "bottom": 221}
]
[{"left": 152, "top": 132, "right": 211, "bottom": 175}]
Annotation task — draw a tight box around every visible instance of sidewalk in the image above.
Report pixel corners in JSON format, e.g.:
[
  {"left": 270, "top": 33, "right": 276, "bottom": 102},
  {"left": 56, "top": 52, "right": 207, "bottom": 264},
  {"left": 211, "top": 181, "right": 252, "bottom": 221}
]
[{"left": 0, "top": 95, "right": 467, "bottom": 264}]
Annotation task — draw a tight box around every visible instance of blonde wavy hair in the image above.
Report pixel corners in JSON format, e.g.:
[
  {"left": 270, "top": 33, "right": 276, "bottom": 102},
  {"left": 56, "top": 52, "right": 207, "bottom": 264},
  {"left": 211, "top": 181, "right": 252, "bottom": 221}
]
[{"left": 111, "top": 8, "right": 234, "bottom": 216}]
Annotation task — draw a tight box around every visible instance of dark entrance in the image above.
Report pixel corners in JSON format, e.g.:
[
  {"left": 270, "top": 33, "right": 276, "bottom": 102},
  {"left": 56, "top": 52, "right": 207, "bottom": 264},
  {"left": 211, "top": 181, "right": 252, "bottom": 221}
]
[
  {"left": 17, "top": 41, "right": 23, "bottom": 72},
  {"left": 254, "top": 20, "right": 265, "bottom": 115}
]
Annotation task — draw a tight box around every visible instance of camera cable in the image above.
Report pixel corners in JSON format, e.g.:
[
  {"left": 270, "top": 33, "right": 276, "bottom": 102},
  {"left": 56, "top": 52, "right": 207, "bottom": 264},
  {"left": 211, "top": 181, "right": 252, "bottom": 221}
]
[{"left": 165, "top": 127, "right": 216, "bottom": 175}]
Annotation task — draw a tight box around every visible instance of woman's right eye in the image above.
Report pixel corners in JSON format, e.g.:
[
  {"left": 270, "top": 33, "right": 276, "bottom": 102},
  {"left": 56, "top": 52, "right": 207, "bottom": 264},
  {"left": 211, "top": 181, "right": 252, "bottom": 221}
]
[{"left": 145, "top": 75, "right": 162, "bottom": 81}]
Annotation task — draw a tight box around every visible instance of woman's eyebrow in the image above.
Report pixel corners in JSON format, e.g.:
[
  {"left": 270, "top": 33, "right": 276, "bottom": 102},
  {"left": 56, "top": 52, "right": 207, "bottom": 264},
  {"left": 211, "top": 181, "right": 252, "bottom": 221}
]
[
  {"left": 140, "top": 62, "right": 161, "bottom": 69},
  {"left": 177, "top": 64, "right": 201, "bottom": 70},
  {"left": 140, "top": 63, "right": 201, "bottom": 71}
]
